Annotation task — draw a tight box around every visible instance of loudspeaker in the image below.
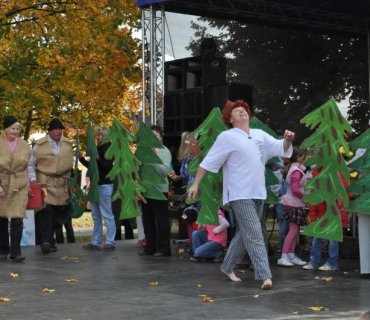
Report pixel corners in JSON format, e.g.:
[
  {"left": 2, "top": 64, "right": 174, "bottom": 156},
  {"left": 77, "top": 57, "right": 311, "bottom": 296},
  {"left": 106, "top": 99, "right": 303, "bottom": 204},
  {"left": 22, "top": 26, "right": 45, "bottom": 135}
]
[
  {"left": 165, "top": 56, "right": 226, "bottom": 94},
  {"left": 206, "top": 83, "right": 253, "bottom": 113}
]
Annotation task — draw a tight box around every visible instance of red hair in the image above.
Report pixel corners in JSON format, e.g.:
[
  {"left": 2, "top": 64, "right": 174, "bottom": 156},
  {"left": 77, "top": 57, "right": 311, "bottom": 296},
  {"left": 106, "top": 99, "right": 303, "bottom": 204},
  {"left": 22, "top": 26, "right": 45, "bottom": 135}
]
[{"left": 222, "top": 100, "right": 253, "bottom": 128}]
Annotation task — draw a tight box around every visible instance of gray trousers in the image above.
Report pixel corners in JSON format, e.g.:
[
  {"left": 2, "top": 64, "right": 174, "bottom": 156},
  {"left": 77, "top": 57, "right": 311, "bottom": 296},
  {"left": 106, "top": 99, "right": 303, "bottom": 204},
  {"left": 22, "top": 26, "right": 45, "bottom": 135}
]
[
  {"left": 221, "top": 199, "right": 272, "bottom": 280},
  {"left": 358, "top": 214, "right": 370, "bottom": 274}
]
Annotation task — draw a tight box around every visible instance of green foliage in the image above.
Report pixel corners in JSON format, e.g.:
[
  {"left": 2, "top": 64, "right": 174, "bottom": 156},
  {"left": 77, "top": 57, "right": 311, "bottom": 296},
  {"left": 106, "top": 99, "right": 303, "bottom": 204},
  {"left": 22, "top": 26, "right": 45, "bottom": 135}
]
[
  {"left": 345, "top": 129, "right": 370, "bottom": 214},
  {"left": 250, "top": 116, "right": 280, "bottom": 203},
  {"left": 300, "top": 99, "right": 351, "bottom": 241},
  {"left": 85, "top": 120, "right": 100, "bottom": 203},
  {"left": 187, "top": 108, "right": 228, "bottom": 225},
  {"left": 135, "top": 123, "right": 167, "bottom": 201},
  {"left": 105, "top": 118, "right": 145, "bottom": 219},
  {"left": 69, "top": 129, "right": 87, "bottom": 219}
]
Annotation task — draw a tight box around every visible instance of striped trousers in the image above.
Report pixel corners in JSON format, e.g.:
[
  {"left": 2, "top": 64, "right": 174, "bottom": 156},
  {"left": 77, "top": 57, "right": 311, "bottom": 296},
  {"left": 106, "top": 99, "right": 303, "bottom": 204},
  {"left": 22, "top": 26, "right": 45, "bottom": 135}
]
[{"left": 221, "top": 199, "right": 272, "bottom": 280}]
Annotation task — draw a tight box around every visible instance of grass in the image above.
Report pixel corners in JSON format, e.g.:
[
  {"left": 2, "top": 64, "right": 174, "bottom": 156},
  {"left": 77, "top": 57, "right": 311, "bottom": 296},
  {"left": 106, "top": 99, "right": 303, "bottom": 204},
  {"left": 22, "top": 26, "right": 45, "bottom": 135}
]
[{"left": 72, "top": 212, "right": 94, "bottom": 228}]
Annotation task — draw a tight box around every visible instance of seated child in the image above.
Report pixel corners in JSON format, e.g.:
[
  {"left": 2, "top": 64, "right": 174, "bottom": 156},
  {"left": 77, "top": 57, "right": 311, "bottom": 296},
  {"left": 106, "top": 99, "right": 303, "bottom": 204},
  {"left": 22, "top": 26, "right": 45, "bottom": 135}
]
[
  {"left": 181, "top": 205, "right": 199, "bottom": 245},
  {"left": 190, "top": 208, "right": 230, "bottom": 262}
]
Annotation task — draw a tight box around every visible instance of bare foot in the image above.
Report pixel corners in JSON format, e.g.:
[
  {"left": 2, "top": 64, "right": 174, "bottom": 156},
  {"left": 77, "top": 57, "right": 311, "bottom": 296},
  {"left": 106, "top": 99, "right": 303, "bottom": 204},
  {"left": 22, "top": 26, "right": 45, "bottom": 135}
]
[
  {"left": 221, "top": 269, "right": 242, "bottom": 282},
  {"left": 261, "top": 279, "right": 272, "bottom": 290}
]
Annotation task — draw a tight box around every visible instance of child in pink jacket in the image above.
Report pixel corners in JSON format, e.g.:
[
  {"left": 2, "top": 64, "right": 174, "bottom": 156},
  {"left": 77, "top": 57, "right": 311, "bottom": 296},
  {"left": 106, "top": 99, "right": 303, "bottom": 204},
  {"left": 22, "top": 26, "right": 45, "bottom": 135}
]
[{"left": 190, "top": 209, "right": 230, "bottom": 262}]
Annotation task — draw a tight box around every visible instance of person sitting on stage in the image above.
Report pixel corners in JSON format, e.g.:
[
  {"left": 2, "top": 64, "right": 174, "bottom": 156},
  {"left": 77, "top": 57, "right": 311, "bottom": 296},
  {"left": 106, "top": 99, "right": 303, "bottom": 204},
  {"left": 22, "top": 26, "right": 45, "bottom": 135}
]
[{"left": 190, "top": 208, "right": 229, "bottom": 262}]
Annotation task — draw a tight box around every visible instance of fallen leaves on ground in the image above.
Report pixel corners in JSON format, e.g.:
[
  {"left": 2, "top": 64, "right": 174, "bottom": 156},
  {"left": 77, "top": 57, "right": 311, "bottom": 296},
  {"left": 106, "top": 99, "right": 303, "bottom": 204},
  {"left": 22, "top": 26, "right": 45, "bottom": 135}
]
[
  {"left": 307, "top": 306, "right": 325, "bottom": 312},
  {"left": 198, "top": 295, "right": 213, "bottom": 302},
  {"left": 42, "top": 288, "right": 55, "bottom": 293},
  {"left": 65, "top": 279, "right": 78, "bottom": 283},
  {"left": 178, "top": 248, "right": 185, "bottom": 253},
  {"left": 315, "top": 276, "right": 333, "bottom": 282},
  {"left": 197, "top": 284, "right": 202, "bottom": 287},
  {"left": 149, "top": 282, "right": 158, "bottom": 286},
  {"left": 61, "top": 256, "right": 79, "bottom": 260},
  {"left": 0, "top": 297, "right": 11, "bottom": 302},
  {"left": 10, "top": 273, "right": 19, "bottom": 278}
]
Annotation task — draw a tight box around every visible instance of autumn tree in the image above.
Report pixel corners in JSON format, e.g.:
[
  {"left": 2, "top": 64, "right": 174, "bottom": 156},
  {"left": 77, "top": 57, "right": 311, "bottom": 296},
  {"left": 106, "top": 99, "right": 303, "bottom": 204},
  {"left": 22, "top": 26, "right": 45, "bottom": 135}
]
[
  {"left": 0, "top": 0, "right": 142, "bottom": 140},
  {"left": 300, "top": 99, "right": 352, "bottom": 241}
]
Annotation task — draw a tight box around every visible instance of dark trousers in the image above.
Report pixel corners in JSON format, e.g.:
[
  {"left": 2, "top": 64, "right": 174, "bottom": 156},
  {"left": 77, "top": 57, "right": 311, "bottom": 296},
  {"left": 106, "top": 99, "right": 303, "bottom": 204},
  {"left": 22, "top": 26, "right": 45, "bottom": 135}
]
[
  {"left": 37, "top": 204, "right": 60, "bottom": 247},
  {"left": 0, "top": 217, "right": 23, "bottom": 257},
  {"left": 115, "top": 219, "right": 134, "bottom": 240},
  {"left": 55, "top": 205, "right": 75, "bottom": 243},
  {"left": 55, "top": 218, "right": 76, "bottom": 243},
  {"left": 142, "top": 197, "right": 171, "bottom": 255}
]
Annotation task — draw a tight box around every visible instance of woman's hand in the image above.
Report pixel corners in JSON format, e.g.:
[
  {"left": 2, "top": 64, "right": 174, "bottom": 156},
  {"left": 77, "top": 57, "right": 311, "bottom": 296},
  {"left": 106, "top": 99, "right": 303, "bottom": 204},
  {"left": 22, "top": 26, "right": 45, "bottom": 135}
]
[
  {"left": 171, "top": 175, "right": 181, "bottom": 182},
  {"left": 28, "top": 186, "right": 34, "bottom": 198}
]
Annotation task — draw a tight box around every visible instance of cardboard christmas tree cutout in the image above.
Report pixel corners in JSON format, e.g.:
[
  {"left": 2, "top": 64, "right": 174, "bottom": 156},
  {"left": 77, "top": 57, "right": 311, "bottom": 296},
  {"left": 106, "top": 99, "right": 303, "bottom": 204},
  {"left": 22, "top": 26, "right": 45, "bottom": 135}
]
[
  {"left": 85, "top": 120, "right": 100, "bottom": 203},
  {"left": 105, "top": 118, "right": 146, "bottom": 219},
  {"left": 187, "top": 108, "right": 228, "bottom": 225},
  {"left": 345, "top": 129, "right": 370, "bottom": 214},
  {"left": 68, "top": 128, "right": 88, "bottom": 219},
  {"left": 250, "top": 116, "right": 280, "bottom": 204},
  {"left": 300, "top": 98, "right": 351, "bottom": 241},
  {"left": 135, "top": 123, "right": 168, "bottom": 201}
]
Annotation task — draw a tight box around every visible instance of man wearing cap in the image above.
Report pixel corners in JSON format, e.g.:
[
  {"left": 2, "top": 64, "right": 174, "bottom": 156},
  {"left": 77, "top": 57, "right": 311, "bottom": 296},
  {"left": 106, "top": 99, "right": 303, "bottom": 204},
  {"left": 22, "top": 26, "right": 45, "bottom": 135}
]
[
  {"left": 28, "top": 119, "right": 73, "bottom": 254},
  {"left": 0, "top": 116, "right": 32, "bottom": 262}
]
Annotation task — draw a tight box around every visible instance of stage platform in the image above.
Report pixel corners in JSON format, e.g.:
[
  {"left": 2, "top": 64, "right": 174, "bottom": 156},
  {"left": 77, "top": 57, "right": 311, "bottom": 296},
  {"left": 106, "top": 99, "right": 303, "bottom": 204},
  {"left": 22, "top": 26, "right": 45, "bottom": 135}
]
[{"left": 0, "top": 239, "right": 368, "bottom": 320}]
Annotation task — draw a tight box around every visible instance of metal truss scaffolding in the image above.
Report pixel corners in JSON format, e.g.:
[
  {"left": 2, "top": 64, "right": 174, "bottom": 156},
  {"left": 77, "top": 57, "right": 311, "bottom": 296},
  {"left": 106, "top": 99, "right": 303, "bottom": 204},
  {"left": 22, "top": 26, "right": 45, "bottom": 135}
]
[
  {"left": 141, "top": 3, "right": 165, "bottom": 126},
  {"left": 162, "top": 0, "right": 370, "bottom": 36}
]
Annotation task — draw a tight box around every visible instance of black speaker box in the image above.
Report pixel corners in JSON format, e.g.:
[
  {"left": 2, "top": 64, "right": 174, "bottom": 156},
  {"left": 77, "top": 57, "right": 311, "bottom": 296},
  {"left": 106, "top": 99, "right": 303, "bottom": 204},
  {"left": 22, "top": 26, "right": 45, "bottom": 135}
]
[{"left": 206, "top": 83, "right": 253, "bottom": 113}]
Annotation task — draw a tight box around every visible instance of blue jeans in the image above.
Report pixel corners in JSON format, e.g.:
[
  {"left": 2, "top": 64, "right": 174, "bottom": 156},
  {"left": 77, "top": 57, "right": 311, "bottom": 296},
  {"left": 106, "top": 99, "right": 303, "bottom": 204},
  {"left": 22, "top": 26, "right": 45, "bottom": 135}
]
[
  {"left": 278, "top": 218, "right": 289, "bottom": 251},
  {"left": 192, "top": 230, "right": 223, "bottom": 259},
  {"left": 90, "top": 184, "right": 116, "bottom": 246},
  {"left": 309, "top": 237, "right": 339, "bottom": 268}
]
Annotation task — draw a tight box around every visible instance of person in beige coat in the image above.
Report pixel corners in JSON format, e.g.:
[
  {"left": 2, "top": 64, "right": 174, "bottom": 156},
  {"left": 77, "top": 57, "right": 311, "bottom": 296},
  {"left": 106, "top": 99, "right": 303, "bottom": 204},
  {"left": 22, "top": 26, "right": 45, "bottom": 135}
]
[
  {"left": 28, "top": 119, "right": 73, "bottom": 254},
  {"left": 0, "top": 116, "right": 32, "bottom": 262}
]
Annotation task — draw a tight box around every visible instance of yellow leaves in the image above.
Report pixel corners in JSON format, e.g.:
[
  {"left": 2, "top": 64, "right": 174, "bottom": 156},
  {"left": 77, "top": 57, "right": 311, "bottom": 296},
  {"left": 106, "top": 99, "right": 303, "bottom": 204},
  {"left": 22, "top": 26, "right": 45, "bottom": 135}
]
[
  {"left": 350, "top": 171, "right": 358, "bottom": 178},
  {"left": 197, "top": 284, "right": 202, "bottom": 288},
  {"left": 308, "top": 306, "right": 329, "bottom": 312},
  {"left": 178, "top": 248, "right": 185, "bottom": 254},
  {"left": 198, "top": 295, "right": 213, "bottom": 302},
  {"left": 65, "top": 279, "right": 78, "bottom": 283},
  {"left": 42, "top": 288, "right": 55, "bottom": 293},
  {"left": 61, "top": 256, "right": 79, "bottom": 261},
  {"left": 315, "top": 276, "right": 333, "bottom": 282},
  {"left": 148, "top": 282, "right": 158, "bottom": 286},
  {"left": 236, "top": 269, "right": 246, "bottom": 274},
  {"left": 0, "top": 297, "right": 11, "bottom": 302},
  {"left": 321, "top": 276, "right": 333, "bottom": 282},
  {"left": 10, "top": 273, "right": 19, "bottom": 278}
]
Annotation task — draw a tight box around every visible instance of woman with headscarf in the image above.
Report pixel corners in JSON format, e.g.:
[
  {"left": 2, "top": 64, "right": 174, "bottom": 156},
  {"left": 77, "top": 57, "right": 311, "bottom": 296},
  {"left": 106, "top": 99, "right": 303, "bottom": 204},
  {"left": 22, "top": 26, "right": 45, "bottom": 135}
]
[{"left": 0, "top": 116, "right": 32, "bottom": 262}]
